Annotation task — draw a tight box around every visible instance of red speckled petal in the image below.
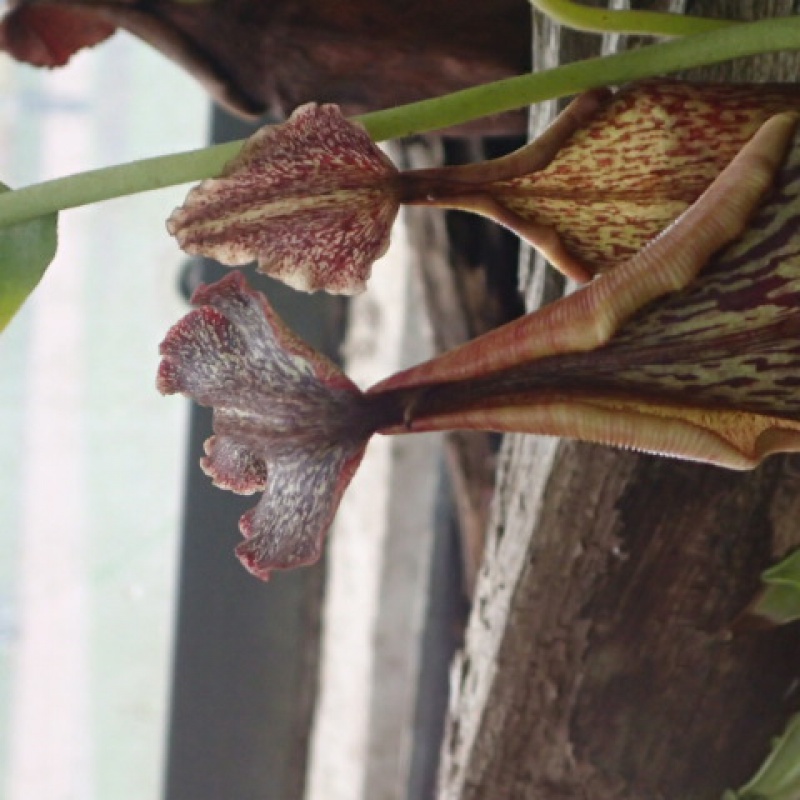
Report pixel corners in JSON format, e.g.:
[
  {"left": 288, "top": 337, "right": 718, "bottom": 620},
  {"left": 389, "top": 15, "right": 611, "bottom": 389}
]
[
  {"left": 491, "top": 81, "right": 800, "bottom": 275},
  {"left": 400, "top": 82, "right": 800, "bottom": 280},
  {"left": 167, "top": 103, "right": 400, "bottom": 295}
]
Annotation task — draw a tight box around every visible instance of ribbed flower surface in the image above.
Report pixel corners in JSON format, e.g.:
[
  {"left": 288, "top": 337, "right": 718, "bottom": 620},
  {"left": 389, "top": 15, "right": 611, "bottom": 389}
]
[
  {"left": 372, "top": 114, "right": 800, "bottom": 469},
  {"left": 167, "top": 103, "right": 399, "bottom": 295}
]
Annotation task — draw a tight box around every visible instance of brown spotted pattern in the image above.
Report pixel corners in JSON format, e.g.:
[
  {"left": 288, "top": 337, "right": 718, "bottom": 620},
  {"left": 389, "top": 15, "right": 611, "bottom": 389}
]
[
  {"left": 492, "top": 81, "right": 800, "bottom": 273},
  {"left": 167, "top": 103, "right": 399, "bottom": 295},
  {"left": 595, "top": 147, "right": 800, "bottom": 417}
]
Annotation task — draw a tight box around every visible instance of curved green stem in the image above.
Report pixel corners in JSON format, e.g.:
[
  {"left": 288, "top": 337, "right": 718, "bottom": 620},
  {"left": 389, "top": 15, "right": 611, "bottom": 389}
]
[
  {"left": 0, "top": 16, "right": 798, "bottom": 226},
  {"left": 357, "top": 15, "right": 799, "bottom": 140},
  {"left": 529, "top": 0, "right": 736, "bottom": 37}
]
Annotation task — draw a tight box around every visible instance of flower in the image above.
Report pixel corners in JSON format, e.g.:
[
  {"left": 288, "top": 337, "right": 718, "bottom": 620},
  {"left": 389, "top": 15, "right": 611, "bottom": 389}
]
[
  {"left": 168, "top": 81, "right": 800, "bottom": 293},
  {"left": 157, "top": 271, "right": 383, "bottom": 579},
  {"left": 159, "top": 112, "right": 800, "bottom": 579},
  {"left": 400, "top": 80, "right": 800, "bottom": 281},
  {"left": 167, "top": 104, "right": 400, "bottom": 295}
]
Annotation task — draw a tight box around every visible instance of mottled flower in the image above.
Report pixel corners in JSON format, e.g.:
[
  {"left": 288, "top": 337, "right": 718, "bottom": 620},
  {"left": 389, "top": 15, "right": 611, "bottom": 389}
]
[
  {"left": 159, "top": 112, "right": 800, "bottom": 579},
  {"left": 168, "top": 81, "right": 800, "bottom": 294},
  {"left": 408, "top": 80, "right": 800, "bottom": 281},
  {"left": 167, "top": 103, "right": 400, "bottom": 294},
  {"left": 157, "top": 271, "right": 381, "bottom": 578}
]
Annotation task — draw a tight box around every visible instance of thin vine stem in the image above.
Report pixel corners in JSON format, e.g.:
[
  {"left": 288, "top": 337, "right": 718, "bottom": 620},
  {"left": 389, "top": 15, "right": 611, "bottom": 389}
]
[
  {"left": 529, "top": 0, "right": 736, "bottom": 37},
  {"left": 0, "top": 15, "right": 798, "bottom": 227}
]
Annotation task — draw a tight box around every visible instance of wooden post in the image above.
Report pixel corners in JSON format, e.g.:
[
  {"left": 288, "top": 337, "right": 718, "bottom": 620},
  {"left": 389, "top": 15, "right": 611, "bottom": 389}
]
[{"left": 438, "top": 2, "right": 800, "bottom": 798}]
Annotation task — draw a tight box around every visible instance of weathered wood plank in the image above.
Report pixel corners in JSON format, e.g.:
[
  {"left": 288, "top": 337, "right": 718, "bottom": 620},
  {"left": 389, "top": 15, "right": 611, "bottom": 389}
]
[
  {"left": 400, "top": 139, "right": 524, "bottom": 590},
  {"left": 438, "top": 2, "right": 800, "bottom": 798}
]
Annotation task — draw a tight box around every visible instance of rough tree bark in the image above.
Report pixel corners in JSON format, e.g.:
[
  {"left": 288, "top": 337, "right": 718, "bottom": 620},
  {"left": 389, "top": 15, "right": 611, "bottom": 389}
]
[{"left": 437, "top": 2, "right": 800, "bottom": 799}]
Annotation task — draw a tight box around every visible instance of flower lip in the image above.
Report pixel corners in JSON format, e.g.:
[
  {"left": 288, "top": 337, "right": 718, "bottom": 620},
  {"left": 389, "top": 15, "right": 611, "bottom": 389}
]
[
  {"left": 157, "top": 270, "right": 388, "bottom": 579},
  {"left": 167, "top": 103, "right": 401, "bottom": 295}
]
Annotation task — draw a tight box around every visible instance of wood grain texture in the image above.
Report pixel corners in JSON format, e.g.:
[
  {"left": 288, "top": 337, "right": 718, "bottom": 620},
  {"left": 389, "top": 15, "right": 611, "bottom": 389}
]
[
  {"left": 398, "top": 138, "right": 524, "bottom": 591},
  {"left": 438, "top": 2, "right": 800, "bottom": 798}
]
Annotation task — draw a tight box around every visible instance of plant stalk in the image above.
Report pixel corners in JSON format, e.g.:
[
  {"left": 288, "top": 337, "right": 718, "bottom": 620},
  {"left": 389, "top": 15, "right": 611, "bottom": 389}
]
[
  {"left": 529, "top": 0, "right": 736, "bottom": 37},
  {"left": 0, "top": 16, "right": 798, "bottom": 227}
]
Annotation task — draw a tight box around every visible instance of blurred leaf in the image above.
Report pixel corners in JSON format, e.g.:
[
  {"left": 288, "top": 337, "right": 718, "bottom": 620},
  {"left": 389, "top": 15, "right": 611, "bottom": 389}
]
[
  {"left": 745, "top": 551, "right": 800, "bottom": 627},
  {"left": 728, "top": 713, "right": 800, "bottom": 800},
  {"left": 0, "top": 183, "right": 58, "bottom": 331}
]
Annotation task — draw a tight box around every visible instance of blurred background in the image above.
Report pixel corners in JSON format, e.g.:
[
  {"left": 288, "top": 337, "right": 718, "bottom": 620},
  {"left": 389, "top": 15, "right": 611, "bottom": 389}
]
[
  {"left": 0, "top": 24, "right": 467, "bottom": 800},
  {"left": 0, "top": 29, "right": 205, "bottom": 800}
]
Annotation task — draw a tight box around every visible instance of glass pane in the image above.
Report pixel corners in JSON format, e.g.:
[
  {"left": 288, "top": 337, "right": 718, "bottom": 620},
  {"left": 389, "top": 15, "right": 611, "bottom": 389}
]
[{"left": 0, "top": 33, "right": 207, "bottom": 800}]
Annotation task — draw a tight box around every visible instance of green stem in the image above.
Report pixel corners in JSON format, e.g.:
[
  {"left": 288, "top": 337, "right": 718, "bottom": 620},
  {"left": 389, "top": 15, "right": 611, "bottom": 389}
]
[
  {"left": 0, "top": 16, "right": 798, "bottom": 226},
  {"left": 529, "top": 0, "right": 736, "bottom": 37},
  {"left": 357, "top": 15, "right": 798, "bottom": 140},
  {"left": 0, "top": 141, "right": 242, "bottom": 227}
]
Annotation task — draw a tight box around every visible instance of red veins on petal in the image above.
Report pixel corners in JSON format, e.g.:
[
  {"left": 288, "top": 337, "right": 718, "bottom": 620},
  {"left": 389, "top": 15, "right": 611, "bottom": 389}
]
[{"left": 167, "top": 103, "right": 400, "bottom": 295}]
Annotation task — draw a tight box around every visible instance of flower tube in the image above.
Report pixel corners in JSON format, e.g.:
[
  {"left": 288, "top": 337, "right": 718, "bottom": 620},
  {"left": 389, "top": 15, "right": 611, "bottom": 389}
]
[{"left": 168, "top": 81, "right": 800, "bottom": 292}]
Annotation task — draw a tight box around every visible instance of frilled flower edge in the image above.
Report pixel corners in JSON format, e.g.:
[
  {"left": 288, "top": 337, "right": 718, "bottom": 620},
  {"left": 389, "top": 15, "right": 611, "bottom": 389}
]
[
  {"left": 157, "top": 271, "right": 376, "bottom": 578},
  {"left": 167, "top": 103, "right": 400, "bottom": 295}
]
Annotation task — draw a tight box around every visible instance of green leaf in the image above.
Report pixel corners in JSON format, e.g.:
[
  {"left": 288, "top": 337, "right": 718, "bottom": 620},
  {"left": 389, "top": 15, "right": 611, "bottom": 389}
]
[
  {"left": 748, "top": 551, "right": 800, "bottom": 626},
  {"left": 0, "top": 183, "right": 58, "bottom": 331},
  {"left": 728, "top": 713, "right": 800, "bottom": 800}
]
